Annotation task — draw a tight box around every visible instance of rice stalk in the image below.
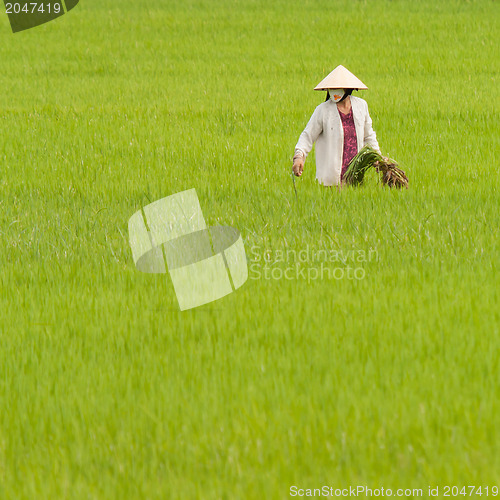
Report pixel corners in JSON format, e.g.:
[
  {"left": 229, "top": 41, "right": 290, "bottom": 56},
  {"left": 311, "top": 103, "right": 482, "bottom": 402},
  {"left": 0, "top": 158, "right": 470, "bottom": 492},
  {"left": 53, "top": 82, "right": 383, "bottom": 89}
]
[{"left": 344, "top": 146, "right": 409, "bottom": 189}]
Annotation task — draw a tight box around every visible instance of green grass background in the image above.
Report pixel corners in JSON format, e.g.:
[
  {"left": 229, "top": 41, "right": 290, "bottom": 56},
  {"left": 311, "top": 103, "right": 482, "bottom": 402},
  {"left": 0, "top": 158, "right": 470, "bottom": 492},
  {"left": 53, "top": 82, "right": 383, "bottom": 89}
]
[{"left": 0, "top": 0, "right": 499, "bottom": 498}]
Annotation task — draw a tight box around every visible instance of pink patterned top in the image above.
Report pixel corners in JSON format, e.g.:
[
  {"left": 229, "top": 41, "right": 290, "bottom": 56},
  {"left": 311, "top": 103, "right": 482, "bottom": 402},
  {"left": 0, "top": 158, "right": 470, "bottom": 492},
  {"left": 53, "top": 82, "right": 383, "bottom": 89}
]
[{"left": 339, "top": 108, "right": 358, "bottom": 181}]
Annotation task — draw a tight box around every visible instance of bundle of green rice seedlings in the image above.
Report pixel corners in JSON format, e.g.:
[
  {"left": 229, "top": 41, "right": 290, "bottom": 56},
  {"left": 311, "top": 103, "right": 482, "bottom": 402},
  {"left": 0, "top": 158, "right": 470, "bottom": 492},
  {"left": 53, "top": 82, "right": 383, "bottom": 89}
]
[
  {"left": 343, "top": 146, "right": 382, "bottom": 186},
  {"left": 344, "top": 146, "right": 409, "bottom": 189}
]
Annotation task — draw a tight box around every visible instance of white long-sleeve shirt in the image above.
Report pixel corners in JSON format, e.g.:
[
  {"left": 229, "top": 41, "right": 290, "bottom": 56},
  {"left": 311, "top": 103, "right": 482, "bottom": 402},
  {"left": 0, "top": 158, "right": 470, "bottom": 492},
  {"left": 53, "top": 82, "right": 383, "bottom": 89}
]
[{"left": 295, "top": 96, "right": 380, "bottom": 186}]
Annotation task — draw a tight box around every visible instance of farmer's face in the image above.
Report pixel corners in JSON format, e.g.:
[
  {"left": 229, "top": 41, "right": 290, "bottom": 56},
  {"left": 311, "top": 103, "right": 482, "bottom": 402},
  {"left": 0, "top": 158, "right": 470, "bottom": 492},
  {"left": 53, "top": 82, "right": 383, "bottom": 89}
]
[{"left": 330, "top": 89, "right": 345, "bottom": 103}]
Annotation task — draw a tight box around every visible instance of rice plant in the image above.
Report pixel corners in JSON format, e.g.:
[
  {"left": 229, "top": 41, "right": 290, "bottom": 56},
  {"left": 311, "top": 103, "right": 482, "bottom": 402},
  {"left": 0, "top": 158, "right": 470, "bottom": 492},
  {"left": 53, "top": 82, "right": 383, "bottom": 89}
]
[{"left": 344, "top": 146, "right": 409, "bottom": 188}]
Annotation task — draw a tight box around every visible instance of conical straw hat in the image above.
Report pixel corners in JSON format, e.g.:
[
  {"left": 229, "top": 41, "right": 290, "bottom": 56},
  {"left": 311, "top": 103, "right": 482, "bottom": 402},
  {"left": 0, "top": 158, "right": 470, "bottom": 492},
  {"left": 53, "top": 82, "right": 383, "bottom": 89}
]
[{"left": 314, "top": 65, "right": 368, "bottom": 91}]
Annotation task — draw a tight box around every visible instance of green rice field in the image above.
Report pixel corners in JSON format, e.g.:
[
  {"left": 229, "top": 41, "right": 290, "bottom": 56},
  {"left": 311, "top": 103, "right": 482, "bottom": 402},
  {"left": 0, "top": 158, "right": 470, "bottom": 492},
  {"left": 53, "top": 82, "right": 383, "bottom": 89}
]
[{"left": 0, "top": 0, "right": 499, "bottom": 498}]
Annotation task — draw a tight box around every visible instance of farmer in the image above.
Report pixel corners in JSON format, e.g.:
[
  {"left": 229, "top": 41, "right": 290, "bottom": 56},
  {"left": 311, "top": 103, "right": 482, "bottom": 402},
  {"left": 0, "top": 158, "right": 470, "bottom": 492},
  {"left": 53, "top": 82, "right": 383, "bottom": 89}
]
[{"left": 292, "top": 65, "right": 382, "bottom": 186}]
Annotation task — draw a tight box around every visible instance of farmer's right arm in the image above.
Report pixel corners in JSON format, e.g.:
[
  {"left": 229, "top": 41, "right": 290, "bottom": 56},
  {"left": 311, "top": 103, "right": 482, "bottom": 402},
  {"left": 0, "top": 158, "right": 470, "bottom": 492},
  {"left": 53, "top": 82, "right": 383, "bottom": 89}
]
[{"left": 293, "top": 107, "right": 323, "bottom": 176}]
